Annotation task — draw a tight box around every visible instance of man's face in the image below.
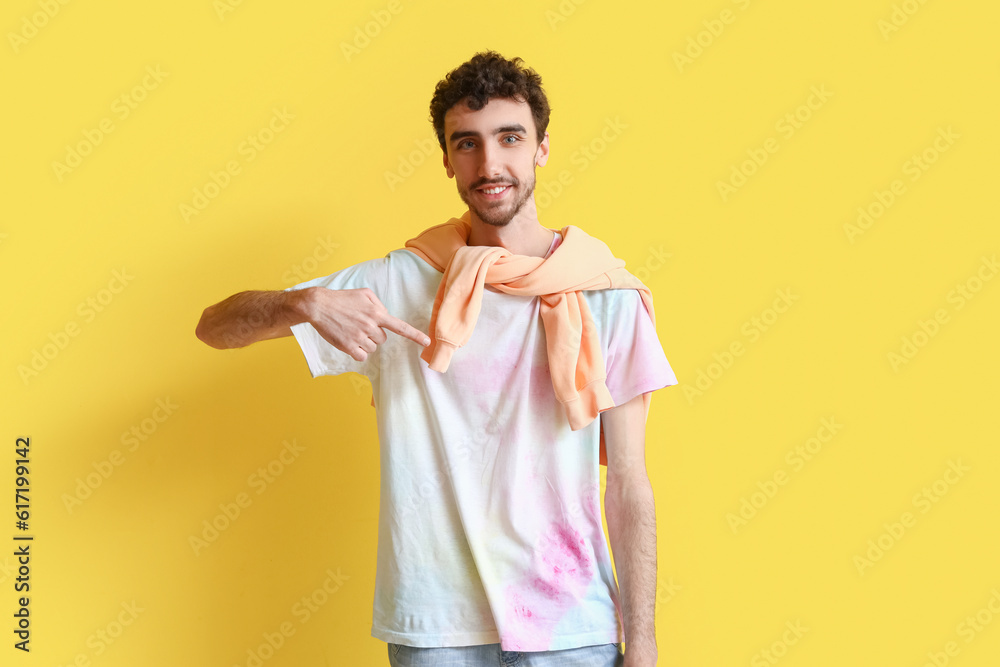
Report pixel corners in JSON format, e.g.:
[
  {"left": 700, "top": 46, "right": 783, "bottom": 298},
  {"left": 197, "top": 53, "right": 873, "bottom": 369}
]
[{"left": 442, "top": 96, "right": 549, "bottom": 228}]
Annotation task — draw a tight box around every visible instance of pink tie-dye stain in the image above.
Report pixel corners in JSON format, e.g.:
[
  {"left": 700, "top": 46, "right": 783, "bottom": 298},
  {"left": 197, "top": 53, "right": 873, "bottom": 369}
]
[{"left": 501, "top": 520, "right": 595, "bottom": 651}]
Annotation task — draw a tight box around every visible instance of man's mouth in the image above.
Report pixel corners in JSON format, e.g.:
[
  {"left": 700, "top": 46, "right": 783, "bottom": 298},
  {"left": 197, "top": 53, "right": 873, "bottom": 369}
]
[{"left": 478, "top": 184, "right": 511, "bottom": 197}]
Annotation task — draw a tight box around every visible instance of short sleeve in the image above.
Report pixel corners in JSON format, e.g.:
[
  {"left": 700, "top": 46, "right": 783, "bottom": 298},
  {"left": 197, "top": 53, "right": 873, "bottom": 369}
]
[
  {"left": 284, "top": 256, "right": 388, "bottom": 379},
  {"left": 603, "top": 289, "right": 678, "bottom": 405}
]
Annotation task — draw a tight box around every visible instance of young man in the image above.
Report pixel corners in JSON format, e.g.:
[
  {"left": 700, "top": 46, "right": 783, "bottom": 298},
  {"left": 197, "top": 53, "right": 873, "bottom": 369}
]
[{"left": 196, "top": 51, "right": 676, "bottom": 667}]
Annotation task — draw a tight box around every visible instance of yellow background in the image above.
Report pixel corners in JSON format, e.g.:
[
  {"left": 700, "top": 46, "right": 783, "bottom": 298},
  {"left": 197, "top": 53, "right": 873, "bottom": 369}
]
[{"left": 3, "top": 0, "right": 998, "bottom": 665}]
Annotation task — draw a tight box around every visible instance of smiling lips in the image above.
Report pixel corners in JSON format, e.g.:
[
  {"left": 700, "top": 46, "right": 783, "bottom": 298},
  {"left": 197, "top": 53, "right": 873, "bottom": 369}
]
[{"left": 478, "top": 183, "right": 511, "bottom": 198}]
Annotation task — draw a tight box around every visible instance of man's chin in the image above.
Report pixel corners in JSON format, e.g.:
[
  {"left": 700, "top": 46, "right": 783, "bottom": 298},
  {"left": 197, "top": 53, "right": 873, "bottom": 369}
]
[
  {"left": 463, "top": 200, "right": 515, "bottom": 227},
  {"left": 475, "top": 210, "right": 514, "bottom": 227},
  {"left": 460, "top": 184, "right": 533, "bottom": 227}
]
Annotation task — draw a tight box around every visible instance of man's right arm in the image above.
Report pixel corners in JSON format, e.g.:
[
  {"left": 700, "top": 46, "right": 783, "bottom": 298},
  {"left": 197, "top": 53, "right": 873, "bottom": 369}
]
[
  {"left": 195, "top": 289, "right": 303, "bottom": 350},
  {"left": 195, "top": 287, "right": 430, "bottom": 362}
]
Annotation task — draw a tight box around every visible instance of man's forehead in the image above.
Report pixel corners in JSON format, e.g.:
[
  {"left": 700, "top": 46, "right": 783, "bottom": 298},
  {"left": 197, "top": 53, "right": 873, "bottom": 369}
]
[{"left": 444, "top": 96, "right": 533, "bottom": 132}]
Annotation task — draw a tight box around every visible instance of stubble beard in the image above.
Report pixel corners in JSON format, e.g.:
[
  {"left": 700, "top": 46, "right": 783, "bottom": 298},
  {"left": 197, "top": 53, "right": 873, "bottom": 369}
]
[{"left": 460, "top": 169, "right": 536, "bottom": 228}]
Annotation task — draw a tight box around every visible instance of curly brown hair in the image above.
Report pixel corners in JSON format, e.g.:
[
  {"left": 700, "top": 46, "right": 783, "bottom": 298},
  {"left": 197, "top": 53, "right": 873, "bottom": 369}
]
[{"left": 429, "top": 50, "right": 551, "bottom": 153}]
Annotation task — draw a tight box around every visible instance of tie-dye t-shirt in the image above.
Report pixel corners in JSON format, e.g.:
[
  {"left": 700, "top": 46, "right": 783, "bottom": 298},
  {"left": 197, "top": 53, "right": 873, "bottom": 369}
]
[{"left": 287, "top": 231, "right": 677, "bottom": 651}]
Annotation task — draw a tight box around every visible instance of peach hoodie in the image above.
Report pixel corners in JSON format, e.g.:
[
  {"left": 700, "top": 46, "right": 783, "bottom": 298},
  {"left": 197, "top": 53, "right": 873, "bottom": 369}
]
[{"left": 403, "top": 211, "right": 657, "bottom": 467}]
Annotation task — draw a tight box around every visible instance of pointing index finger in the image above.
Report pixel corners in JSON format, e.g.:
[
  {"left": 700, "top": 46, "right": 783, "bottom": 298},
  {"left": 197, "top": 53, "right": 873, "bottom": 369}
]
[{"left": 379, "top": 312, "right": 431, "bottom": 347}]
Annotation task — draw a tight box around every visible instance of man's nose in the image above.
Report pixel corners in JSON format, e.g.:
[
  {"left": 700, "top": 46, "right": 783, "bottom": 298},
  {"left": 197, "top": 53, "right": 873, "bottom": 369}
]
[{"left": 478, "top": 143, "right": 503, "bottom": 179}]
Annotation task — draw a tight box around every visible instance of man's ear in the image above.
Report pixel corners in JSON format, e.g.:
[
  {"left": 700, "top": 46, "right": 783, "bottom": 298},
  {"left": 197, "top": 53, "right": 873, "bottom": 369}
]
[
  {"left": 535, "top": 131, "right": 550, "bottom": 167},
  {"left": 443, "top": 150, "right": 455, "bottom": 178}
]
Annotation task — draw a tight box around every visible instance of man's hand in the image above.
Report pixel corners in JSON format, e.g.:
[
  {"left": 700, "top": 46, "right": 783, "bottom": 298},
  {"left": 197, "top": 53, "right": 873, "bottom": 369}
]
[
  {"left": 300, "top": 287, "right": 430, "bottom": 362},
  {"left": 196, "top": 287, "right": 430, "bottom": 359}
]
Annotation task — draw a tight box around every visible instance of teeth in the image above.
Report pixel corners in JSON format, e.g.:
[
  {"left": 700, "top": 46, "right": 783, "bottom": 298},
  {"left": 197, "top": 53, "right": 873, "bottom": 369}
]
[{"left": 482, "top": 185, "right": 507, "bottom": 194}]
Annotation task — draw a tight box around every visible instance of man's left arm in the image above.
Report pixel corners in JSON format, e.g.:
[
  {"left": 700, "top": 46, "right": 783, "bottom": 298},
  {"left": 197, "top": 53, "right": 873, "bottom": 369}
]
[{"left": 603, "top": 392, "right": 658, "bottom": 667}]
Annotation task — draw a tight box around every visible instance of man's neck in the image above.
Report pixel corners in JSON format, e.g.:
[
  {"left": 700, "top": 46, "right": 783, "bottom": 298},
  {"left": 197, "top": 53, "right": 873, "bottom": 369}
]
[{"left": 466, "top": 203, "right": 555, "bottom": 258}]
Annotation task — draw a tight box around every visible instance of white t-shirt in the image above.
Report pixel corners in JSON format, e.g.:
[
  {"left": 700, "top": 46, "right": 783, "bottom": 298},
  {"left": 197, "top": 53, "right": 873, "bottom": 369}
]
[{"left": 287, "top": 231, "right": 677, "bottom": 651}]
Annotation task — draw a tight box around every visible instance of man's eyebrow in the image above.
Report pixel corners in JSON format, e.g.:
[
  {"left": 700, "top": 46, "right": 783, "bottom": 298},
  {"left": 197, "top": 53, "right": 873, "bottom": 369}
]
[{"left": 448, "top": 124, "right": 528, "bottom": 144}]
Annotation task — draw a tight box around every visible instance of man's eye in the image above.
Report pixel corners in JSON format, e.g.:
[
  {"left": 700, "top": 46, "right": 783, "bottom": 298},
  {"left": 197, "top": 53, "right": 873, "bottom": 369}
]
[
  {"left": 460, "top": 140, "right": 475, "bottom": 149},
  {"left": 503, "top": 135, "right": 518, "bottom": 144}
]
